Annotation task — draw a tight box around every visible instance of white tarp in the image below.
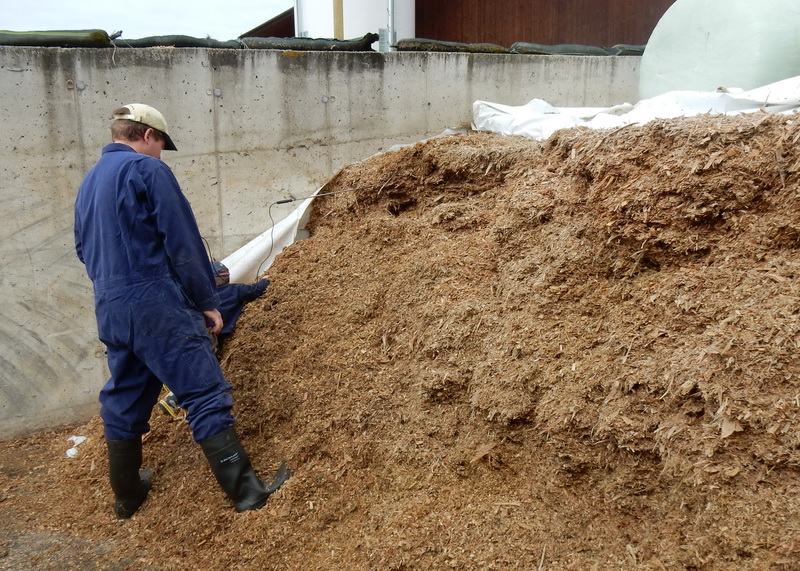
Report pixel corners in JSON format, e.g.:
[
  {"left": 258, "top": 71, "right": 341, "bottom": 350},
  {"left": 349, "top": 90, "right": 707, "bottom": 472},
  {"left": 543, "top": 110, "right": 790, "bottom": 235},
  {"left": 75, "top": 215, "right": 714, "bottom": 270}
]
[
  {"left": 472, "top": 75, "right": 800, "bottom": 141},
  {"left": 222, "top": 196, "right": 315, "bottom": 283}
]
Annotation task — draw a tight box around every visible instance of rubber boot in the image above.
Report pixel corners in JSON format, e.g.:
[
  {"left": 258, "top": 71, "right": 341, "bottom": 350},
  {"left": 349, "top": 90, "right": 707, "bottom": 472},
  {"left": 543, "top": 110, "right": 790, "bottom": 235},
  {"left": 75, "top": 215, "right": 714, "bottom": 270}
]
[
  {"left": 106, "top": 437, "right": 152, "bottom": 519},
  {"left": 199, "top": 427, "right": 290, "bottom": 512}
]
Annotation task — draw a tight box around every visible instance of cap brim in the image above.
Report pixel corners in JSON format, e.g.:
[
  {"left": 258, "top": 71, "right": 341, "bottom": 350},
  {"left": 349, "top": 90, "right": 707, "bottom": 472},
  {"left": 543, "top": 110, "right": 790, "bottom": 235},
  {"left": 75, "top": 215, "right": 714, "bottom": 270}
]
[{"left": 163, "top": 133, "right": 177, "bottom": 151}]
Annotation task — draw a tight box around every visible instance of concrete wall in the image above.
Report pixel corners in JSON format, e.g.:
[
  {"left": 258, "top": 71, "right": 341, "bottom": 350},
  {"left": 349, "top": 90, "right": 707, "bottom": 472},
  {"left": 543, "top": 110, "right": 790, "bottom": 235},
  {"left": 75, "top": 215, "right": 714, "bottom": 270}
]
[{"left": 0, "top": 46, "right": 641, "bottom": 440}]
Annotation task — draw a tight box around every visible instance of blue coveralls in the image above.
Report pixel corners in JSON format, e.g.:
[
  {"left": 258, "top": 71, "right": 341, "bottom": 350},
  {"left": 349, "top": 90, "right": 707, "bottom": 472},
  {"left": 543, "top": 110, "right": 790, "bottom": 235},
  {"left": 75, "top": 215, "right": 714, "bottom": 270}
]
[{"left": 74, "top": 143, "right": 234, "bottom": 442}]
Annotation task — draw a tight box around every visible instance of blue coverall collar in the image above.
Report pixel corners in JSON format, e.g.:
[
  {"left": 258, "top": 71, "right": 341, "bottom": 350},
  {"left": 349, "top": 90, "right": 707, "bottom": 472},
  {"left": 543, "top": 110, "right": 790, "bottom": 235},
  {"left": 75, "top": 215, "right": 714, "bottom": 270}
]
[{"left": 102, "top": 143, "right": 137, "bottom": 154}]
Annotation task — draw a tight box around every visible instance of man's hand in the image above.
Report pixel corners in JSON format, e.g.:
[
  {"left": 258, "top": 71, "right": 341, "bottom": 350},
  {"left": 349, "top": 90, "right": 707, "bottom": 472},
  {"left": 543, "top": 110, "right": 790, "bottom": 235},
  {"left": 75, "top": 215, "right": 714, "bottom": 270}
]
[
  {"left": 254, "top": 278, "right": 270, "bottom": 296},
  {"left": 203, "top": 308, "right": 224, "bottom": 335}
]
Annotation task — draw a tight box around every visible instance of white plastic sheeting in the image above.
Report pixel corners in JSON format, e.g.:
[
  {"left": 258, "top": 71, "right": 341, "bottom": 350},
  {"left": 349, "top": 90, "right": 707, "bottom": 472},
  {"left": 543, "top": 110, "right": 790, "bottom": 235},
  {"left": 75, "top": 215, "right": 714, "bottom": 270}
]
[
  {"left": 472, "top": 75, "right": 800, "bottom": 141},
  {"left": 221, "top": 196, "right": 315, "bottom": 283},
  {"left": 640, "top": 0, "right": 800, "bottom": 99}
]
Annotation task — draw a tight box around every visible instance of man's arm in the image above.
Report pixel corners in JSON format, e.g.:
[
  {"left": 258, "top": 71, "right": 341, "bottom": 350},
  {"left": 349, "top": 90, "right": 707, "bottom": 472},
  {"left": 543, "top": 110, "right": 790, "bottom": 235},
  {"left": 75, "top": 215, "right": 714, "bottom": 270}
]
[
  {"left": 74, "top": 210, "right": 85, "bottom": 264},
  {"left": 146, "top": 163, "right": 220, "bottom": 311}
]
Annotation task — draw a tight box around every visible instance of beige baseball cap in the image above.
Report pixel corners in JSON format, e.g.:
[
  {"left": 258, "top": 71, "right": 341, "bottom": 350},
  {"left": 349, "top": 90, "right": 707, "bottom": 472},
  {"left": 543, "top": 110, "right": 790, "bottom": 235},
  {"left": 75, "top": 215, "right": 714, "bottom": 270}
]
[{"left": 112, "top": 103, "right": 177, "bottom": 151}]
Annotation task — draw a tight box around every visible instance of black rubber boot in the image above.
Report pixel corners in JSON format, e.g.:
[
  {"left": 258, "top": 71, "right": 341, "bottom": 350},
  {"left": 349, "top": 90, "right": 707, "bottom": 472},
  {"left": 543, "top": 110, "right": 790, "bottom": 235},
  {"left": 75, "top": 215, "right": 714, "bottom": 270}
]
[
  {"left": 199, "top": 427, "right": 290, "bottom": 512},
  {"left": 106, "top": 437, "right": 152, "bottom": 519}
]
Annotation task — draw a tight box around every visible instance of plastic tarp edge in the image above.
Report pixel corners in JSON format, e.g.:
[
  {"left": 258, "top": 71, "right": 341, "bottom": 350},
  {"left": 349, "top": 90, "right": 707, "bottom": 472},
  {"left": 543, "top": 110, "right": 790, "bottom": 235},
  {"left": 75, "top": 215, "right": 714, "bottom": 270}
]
[
  {"left": 221, "top": 195, "right": 315, "bottom": 283},
  {"left": 472, "top": 75, "right": 800, "bottom": 141}
]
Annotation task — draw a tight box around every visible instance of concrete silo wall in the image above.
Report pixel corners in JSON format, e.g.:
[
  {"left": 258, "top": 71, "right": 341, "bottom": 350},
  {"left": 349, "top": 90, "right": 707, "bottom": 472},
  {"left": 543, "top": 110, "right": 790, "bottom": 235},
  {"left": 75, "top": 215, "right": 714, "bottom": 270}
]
[{"left": 0, "top": 46, "right": 640, "bottom": 439}]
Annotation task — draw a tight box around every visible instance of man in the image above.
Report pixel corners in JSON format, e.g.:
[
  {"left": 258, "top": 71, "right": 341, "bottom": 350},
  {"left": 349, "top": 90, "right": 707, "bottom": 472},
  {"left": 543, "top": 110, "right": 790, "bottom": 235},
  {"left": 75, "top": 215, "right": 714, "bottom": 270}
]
[{"left": 74, "top": 103, "right": 288, "bottom": 518}]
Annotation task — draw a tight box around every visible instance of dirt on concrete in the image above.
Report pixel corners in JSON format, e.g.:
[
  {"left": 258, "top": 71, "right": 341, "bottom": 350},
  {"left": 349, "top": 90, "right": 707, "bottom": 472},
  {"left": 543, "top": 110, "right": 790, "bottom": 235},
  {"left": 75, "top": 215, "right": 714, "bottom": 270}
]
[{"left": 2, "top": 112, "right": 800, "bottom": 570}]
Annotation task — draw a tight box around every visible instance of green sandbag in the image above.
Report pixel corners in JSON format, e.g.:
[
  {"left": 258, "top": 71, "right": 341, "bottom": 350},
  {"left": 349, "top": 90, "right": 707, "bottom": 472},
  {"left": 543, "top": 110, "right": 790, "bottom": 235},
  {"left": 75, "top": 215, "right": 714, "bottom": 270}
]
[
  {"left": 606, "top": 44, "right": 646, "bottom": 56},
  {"left": 0, "top": 29, "right": 112, "bottom": 47},
  {"left": 510, "top": 42, "right": 610, "bottom": 56},
  {"left": 394, "top": 38, "right": 509, "bottom": 54},
  {"left": 113, "top": 35, "right": 240, "bottom": 48},
  {"left": 239, "top": 33, "right": 379, "bottom": 51}
]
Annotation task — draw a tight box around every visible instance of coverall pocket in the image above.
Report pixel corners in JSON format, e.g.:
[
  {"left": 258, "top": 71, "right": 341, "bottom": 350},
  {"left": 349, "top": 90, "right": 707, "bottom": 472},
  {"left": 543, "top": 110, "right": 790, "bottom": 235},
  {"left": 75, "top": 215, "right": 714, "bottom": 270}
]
[{"left": 133, "top": 295, "right": 202, "bottom": 339}]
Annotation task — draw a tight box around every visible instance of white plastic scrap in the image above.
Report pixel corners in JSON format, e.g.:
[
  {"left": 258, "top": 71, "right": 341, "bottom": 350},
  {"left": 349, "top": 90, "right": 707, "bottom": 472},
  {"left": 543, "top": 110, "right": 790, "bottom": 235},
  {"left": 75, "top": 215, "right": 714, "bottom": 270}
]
[{"left": 66, "top": 435, "right": 87, "bottom": 458}]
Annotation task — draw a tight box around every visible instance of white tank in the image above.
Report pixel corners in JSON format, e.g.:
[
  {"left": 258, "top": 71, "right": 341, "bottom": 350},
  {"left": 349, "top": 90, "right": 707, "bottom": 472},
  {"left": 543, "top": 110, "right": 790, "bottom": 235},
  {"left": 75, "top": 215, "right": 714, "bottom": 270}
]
[
  {"left": 294, "top": 0, "right": 414, "bottom": 51},
  {"left": 640, "top": 0, "right": 800, "bottom": 99}
]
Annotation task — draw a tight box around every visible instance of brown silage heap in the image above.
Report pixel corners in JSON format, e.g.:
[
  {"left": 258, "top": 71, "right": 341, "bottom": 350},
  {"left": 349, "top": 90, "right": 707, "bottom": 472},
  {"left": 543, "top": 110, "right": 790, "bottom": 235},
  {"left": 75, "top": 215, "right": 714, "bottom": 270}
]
[{"left": 1, "top": 112, "right": 799, "bottom": 570}]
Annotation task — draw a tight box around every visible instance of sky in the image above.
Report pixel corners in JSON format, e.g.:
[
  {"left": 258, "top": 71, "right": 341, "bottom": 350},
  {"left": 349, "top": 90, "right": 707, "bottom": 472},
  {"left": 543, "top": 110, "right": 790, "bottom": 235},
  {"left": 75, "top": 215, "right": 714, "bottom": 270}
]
[{"left": 1, "top": 0, "right": 295, "bottom": 40}]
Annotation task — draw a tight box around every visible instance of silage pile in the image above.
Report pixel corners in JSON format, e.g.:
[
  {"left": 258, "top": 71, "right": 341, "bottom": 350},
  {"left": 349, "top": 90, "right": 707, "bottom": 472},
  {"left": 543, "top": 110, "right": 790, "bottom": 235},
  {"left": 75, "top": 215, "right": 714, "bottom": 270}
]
[{"left": 2, "top": 112, "right": 800, "bottom": 570}]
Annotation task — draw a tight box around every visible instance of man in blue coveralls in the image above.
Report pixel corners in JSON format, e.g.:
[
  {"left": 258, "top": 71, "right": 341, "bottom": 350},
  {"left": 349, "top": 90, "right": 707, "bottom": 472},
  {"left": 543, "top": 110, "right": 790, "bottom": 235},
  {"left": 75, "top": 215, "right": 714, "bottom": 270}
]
[{"left": 74, "top": 103, "right": 288, "bottom": 518}]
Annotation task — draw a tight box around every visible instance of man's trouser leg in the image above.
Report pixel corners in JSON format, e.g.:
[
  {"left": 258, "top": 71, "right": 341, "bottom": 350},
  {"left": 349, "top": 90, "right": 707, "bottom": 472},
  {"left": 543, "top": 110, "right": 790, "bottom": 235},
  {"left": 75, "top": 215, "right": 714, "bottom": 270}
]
[{"left": 100, "top": 340, "right": 163, "bottom": 518}]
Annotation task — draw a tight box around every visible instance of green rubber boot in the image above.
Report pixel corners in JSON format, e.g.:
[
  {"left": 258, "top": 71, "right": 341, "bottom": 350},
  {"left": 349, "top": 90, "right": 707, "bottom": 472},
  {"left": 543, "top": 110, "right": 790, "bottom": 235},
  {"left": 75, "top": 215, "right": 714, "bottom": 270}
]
[
  {"left": 199, "top": 427, "right": 290, "bottom": 512},
  {"left": 106, "top": 437, "right": 152, "bottom": 518}
]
